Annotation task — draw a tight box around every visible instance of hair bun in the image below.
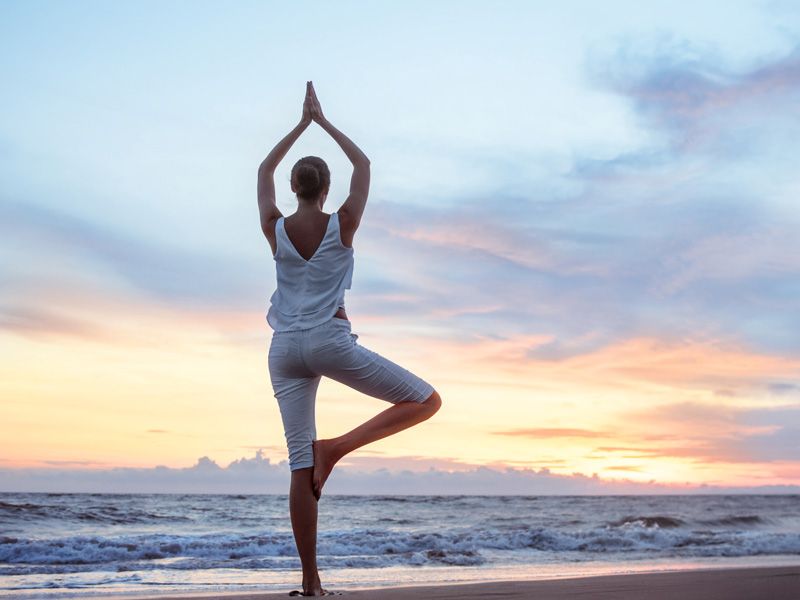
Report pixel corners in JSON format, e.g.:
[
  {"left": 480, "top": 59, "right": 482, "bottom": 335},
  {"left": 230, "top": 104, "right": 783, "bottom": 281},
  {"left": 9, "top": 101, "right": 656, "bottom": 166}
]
[
  {"left": 295, "top": 164, "right": 319, "bottom": 194},
  {"left": 291, "top": 156, "right": 330, "bottom": 201}
]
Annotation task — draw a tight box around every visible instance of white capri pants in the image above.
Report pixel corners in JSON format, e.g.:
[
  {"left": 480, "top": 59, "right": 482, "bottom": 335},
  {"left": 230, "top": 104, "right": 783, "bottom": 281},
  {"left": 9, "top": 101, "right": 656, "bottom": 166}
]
[{"left": 268, "top": 316, "right": 435, "bottom": 471}]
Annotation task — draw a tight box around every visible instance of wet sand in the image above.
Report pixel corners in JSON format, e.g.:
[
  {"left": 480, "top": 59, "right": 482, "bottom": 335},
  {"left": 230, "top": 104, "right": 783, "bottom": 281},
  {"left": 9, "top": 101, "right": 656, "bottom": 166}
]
[{"left": 117, "top": 565, "right": 800, "bottom": 599}]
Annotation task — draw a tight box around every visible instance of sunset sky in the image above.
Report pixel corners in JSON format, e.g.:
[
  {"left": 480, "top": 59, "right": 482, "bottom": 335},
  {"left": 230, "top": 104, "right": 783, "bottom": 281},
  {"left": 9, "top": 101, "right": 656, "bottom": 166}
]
[{"left": 2, "top": 0, "right": 799, "bottom": 492}]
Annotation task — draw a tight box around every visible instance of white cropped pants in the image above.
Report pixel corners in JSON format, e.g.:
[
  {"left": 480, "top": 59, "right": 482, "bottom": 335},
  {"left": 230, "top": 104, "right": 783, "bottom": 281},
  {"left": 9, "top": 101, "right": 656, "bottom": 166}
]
[{"left": 268, "top": 317, "right": 435, "bottom": 471}]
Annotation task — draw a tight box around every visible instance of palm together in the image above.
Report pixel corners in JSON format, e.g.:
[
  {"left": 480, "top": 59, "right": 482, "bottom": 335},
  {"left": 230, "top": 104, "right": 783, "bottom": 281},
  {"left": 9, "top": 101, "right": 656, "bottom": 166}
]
[{"left": 302, "top": 81, "right": 325, "bottom": 126}]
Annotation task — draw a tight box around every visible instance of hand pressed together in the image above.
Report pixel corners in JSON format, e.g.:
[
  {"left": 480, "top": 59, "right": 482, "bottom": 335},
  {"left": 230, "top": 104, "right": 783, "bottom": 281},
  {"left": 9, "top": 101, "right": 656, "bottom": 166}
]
[{"left": 301, "top": 81, "right": 326, "bottom": 126}]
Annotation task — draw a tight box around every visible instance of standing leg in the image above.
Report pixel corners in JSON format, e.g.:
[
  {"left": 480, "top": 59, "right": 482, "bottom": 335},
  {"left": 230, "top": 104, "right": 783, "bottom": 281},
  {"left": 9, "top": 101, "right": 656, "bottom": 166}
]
[
  {"left": 270, "top": 335, "right": 326, "bottom": 595},
  {"left": 289, "top": 467, "right": 323, "bottom": 595}
]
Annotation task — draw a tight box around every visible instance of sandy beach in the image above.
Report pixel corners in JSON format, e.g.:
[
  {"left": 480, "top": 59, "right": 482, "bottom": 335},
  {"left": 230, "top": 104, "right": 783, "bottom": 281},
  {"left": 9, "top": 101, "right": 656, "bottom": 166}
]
[{"left": 113, "top": 566, "right": 800, "bottom": 600}]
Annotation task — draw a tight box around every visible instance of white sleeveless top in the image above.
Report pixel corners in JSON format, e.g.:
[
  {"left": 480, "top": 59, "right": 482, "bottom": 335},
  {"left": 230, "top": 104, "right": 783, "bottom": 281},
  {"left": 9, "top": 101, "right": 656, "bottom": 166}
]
[{"left": 267, "top": 212, "right": 354, "bottom": 332}]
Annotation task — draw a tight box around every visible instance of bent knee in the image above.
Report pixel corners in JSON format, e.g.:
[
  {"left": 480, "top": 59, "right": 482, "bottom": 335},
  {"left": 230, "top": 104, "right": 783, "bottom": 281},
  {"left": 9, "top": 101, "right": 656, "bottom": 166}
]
[{"left": 422, "top": 390, "right": 442, "bottom": 413}]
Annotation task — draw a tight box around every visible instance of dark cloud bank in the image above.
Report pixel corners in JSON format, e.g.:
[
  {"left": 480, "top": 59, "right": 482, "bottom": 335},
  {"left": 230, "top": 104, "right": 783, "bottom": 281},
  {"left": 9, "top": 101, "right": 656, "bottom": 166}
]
[{"left": 2, "top": 451, "right": 797, "bottom": 495}]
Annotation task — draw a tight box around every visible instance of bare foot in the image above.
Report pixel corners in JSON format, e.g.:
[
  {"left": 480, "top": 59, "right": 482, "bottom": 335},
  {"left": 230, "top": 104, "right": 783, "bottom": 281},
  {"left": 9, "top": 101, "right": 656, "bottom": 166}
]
[
  {"left": 311, "top": 439, "right": 339, "bottom": 499},
  {"left": 289, "top": 587, "right": 329, "bottom": 596},
  {"left": 289, "top": 574, "right": 328, "bottom": 596}
]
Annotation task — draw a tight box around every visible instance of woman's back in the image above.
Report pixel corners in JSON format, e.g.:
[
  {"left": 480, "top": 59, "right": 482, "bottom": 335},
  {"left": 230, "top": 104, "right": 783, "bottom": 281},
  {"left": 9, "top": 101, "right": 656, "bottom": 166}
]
[
  {"left": 267, "top": 211, "right": 354, "bottom": 332},
  {"left": 282, "top": 210, "right": 347, "bottom": 260}
]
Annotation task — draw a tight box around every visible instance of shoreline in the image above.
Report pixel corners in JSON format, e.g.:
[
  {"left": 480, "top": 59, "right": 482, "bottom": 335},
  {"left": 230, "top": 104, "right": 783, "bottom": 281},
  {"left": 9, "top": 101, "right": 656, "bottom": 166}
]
[{"left": 100, "top": 565, "right": 800, "bottom": 600}]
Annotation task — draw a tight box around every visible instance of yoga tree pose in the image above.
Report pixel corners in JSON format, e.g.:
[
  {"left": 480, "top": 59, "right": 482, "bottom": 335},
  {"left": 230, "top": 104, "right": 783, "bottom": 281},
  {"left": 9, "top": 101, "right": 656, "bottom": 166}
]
[{"left": 257, "top": 81, "right": 442, "bottom": 596}]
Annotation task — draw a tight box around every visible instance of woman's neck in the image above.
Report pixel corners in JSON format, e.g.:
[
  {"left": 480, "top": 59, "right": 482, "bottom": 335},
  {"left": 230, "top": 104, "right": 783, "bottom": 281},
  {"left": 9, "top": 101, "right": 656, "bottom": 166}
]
[{"left": 296, "top": 200, "right": 324, "bottom": 215}]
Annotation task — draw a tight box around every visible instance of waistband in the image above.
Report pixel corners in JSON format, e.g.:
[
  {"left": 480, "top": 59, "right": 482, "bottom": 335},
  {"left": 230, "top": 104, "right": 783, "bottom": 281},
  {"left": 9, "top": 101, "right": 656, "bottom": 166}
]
[{"left": 271, "top": 316, "right": 352, "bottom": 336}]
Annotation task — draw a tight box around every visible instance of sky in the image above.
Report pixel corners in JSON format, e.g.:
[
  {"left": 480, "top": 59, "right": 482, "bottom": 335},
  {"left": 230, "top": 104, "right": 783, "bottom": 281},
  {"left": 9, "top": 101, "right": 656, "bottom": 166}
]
[{"left": 1, "top": 0, "right": 799, "bottom": 494}]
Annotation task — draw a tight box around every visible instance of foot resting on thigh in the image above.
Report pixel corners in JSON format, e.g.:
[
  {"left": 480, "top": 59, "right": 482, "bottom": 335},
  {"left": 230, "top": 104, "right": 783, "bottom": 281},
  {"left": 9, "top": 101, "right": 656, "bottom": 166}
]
[{"left": 311, "top": 439, "right": 340, "bottom": 499}]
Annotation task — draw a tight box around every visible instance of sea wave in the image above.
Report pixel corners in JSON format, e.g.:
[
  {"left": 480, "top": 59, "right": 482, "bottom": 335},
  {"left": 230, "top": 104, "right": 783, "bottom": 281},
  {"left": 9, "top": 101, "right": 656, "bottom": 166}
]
[
  {"left": 2, "top": 521, "right": 799, "bottom": 576},
  {"left": 699, "top": 515, "right": 766, "bottom": 526},
  {"left": 0, "top": 500, "right": 191, "bottom": 526},
  {"left": 608, "top": 515, "right": 685, "bottom": 528}
]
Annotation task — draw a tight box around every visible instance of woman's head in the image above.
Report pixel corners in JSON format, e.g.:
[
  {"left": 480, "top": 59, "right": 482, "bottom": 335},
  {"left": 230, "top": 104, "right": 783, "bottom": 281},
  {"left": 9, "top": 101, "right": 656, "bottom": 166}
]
[{"left": 291, "top": 156, "right": 330, "bottom": 204}]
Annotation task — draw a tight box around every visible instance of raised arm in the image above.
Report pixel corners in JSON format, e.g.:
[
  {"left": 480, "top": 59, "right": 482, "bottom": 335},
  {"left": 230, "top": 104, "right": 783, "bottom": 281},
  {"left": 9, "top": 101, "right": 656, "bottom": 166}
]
[
  {"left": 257, "top": 84, "right": 314, "bottom": 253},
  {"left": 322, "top": 119, "right": 371, "bottom": 245},
  {"left": 307, "top": 83, "right": 370, "bottom": 247}
]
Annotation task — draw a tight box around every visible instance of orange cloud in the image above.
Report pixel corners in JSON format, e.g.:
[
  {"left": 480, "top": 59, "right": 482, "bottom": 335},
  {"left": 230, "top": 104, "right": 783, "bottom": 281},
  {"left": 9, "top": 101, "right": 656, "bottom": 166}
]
[{"left": 494, "top": 428, "right": 609, "bottom": 438}]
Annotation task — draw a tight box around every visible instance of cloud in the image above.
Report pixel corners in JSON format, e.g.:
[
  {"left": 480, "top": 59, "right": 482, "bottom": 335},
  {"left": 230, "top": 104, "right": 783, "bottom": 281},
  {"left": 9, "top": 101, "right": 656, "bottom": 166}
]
[
  {"left": 2, "top": 450, "right": 799, "bottom": 495},
  {"left": 493, "top": 428, "right": 609, "bottom": 439},
  {"left": 595, "top": 446, "right": 664, "bottom": 456},
  {"left": 38, "top": 459, "right": 109, "bottom": 467},
  {"left": 0, "top": 198, "right": 277, "bottom": 346},
  {"left": 558, "top": 41, "right": 800, "bottom": 356},
  {"left": 606, "top": 402, "right": 800, "bottom": 465},
  {"left": 0, "top": 304, "right": 107, "bottom": 339},
  {"left": 589, "top": 41, "right": 800, "bottom": 155},
  {"left": 768, "top": 382, "right": 800, "bottom": 395},
  {"left": 0, "top": 199, "right": 267, "bottom": 312},
  {"left": 653, "top": 226, "right": 800, "bottom": 296}
]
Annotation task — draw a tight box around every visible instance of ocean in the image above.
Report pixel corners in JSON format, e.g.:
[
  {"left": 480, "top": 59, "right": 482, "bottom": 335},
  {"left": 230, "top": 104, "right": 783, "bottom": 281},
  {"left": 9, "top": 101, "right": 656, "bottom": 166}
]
[{"left": 1, "top": 492, "right": 799, "bottom": 598}]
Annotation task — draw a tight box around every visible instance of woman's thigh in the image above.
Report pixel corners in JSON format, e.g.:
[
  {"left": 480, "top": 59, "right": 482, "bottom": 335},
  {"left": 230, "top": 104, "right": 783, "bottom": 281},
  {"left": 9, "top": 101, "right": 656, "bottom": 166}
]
[
  {"left": 269, "top": 332, "right": 320, "bottom": 471},
  {"left": 306, "top": 322, "right": 435, "bottom": 404}
]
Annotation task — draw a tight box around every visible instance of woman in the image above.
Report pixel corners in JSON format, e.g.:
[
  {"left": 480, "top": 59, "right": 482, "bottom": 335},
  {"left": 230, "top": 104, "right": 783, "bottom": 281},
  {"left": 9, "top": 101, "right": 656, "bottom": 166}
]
[{"left": 257, "top": 81, "right": 442, "bottom": 597}]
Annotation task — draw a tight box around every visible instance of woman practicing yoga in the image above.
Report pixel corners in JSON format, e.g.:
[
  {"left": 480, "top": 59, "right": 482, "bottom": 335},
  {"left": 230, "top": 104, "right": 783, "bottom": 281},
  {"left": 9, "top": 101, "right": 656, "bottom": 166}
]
[{"left": 257, "top": 81, "right": 442, "bottom": 596}]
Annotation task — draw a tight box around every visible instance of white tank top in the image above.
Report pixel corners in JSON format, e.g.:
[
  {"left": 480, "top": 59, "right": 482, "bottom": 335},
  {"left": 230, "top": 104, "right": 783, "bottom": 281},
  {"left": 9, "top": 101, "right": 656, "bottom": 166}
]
[{"left": 267, "top": 212, "right": 354, "bottom": 332}]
